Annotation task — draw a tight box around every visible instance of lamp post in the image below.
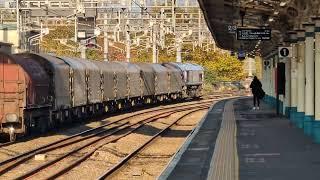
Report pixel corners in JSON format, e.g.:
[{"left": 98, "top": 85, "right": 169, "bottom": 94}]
[
  {"left": 16, "top": 0, "right": 20, "bottom": 50},
  {"left": 176, "top": 30, "right": 193, "bottom": 62},
  {"left": 125, "top": 20, "right": 131, "bottom": 62}
]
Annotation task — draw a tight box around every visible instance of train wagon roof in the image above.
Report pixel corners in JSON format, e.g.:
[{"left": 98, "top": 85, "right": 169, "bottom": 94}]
[
  {"left": 72, "top": 57, "right": 102, "bottom": 74},
  {"left": 135, "top": 63, "right": 168, "bottom": 73},
  {"left": 165, "top": 62, "right": 204, "bottom": 71},
  {"left": 90, "top": 61, "right": 126, "bottom": 72},
  {"left": 11, "top": 53, "right": 50, "bottom": 83},
  {"left": 57, "top": 56, "right": 86, "bottom": 71},
  {"left": 115, "top": 61, "right": 141, "bottom": 73},
  {"left": 33, "top": 53, "right": 68, "bottom": 66}
]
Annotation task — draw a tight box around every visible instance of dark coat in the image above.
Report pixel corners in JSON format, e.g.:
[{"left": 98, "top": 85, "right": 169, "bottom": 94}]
[{"left": 250, "top": 79, "right": 262, "bottom": 95}]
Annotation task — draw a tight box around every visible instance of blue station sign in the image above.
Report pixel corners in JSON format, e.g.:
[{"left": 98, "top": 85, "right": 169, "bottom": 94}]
[{"left": 236, "top": 28, "right": 271, "bottom": 40}]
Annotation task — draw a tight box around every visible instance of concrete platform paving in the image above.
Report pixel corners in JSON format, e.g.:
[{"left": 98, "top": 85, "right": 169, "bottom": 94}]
[
  {"left": 236, "top": 98, "right": 320, "bottom": 180},
  {"left": 159, "top": 97, "right": 320, "bottom": 180}
]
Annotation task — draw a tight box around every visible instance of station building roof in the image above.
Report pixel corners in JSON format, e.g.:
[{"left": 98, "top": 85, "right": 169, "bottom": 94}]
[
  {"left": 198, "top": 0, "right": 309, "bottom": 57},
  {"left": 0, "top": 24, "right": 17, "bottom": 30}
]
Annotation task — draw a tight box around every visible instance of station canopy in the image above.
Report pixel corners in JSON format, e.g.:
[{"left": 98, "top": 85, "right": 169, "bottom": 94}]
[{"left": 198, "top": 0, "right": 313, "bottom": 57}]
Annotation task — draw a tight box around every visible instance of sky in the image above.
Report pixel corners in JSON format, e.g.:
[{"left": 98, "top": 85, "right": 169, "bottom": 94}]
[{"left": 0, "top": 0, "right": 199, "bottom": 8}]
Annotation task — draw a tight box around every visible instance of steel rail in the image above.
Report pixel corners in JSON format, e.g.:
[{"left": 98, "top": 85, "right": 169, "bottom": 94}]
[
  {"left": 16, "top": 105, "right": 210, "bottom": 180},
  {"left": 0, "top": 142, "right": 15, "bottom": 148},
  {"left": 97, "top": 107, "right": 209, "bottom": 179}
]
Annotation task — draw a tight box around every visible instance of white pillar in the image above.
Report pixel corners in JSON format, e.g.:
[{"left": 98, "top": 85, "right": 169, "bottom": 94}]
[
  {"left": 172, "top": 0, "right": 176, "bottom": 33},
  {"left": 262, "top": 60, "right": 267, "bottom": 95},
  {"left": 312, "top": 17, "right": 320, "bottom": 142},
  {"left": 284, "top": 55, "right": 291, "bottom": 116},
  {"left": 267, "top": 58, "right": 273, "bottom": 98},
  {"left": 16, "top": 0, "right": 20, "bottom": 49},
  {"left": 104, "top": 31, "right": 109, "bottom": 61},
  {"left": 152, "top": 25, "right": 158, "bottom": 63},
  {"left": 81, "top": 45, "right": 86, "bottom": 59},
  {"left": 302, "top": 23, "right": 315, "bottom": 135},
  {"left": 296, "top": 29, "right": 306, "bottom": 128},
  {"left": 125, "top": 22, "right": 130, "bottom": 62},
  {"left": 74, "top": 14, "right": 78, "bottom": 42},
  {"left": 266, "top": 60, "right": 271, "bottom": 97},
  {"left": 104, "top": 14, "right": 109, "bottom": 61},
  {"left": 271, "top": 57, "right": 276, "bottom": 99},
  {"left": 176, "top": 42, "right": 182, "bottom": 63},
  {"left": 289, "top": 31, "right": 298, "bottom": 121}
]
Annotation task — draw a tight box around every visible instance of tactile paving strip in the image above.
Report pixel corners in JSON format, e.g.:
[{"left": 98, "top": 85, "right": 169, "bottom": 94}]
[{"left": 207, "top": 99, "right": 239, "bottom": 180}]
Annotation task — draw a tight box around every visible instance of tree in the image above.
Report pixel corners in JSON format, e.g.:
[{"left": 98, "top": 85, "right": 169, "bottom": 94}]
[
  {"left": 188, "top": 47, "right": 245, "bottom": 84},
  {"left": 40, "top": 26, "right": 80, "bottom": 57}
]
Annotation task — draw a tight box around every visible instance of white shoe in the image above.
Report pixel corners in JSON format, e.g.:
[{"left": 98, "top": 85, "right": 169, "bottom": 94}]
[
  {"left": 256, "top": 107, "right": 260, "bottom": 110},
  {"left": 252, "top": 107, "right": 256, "bottom": 110}
]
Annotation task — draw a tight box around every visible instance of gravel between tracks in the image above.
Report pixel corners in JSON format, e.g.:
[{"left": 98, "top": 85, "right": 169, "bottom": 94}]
[
  {"left": 108, "top": 110, "right": 208, "bottom": 180},
  {"left": 57, "top": 109, "right": 209, "bottom": 180}
]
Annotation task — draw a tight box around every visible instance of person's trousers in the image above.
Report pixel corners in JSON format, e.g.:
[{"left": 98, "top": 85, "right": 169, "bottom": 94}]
[{"left": 253, "top": 95, "right": 260, "bottom": 107}]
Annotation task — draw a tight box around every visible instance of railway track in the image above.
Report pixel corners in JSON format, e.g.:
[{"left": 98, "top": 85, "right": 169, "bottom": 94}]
[
  {"left": 97, "top": 107, "right": 208, "bottom": 179},
  {"left": 0, "top": 92, "right": 236, "bottom": 146},
  {"left": 0, "top": 101, "right": 213, "bottom": 179},
  {"left": 0, "top": 142, "right": 15, "bottom": 149},
  {"left": 0, "top": 97, "right": 216, "bottom": 148},
  {"left": 0, "top": 93, "right": 228, "bottom": 145}
]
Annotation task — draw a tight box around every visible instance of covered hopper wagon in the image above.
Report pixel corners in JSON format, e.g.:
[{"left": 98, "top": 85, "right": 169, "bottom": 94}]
[{"left": 0, "top": 52, "right": 204, "bottom": 141}]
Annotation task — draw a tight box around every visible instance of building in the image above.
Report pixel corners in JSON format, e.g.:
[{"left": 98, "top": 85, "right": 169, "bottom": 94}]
[
  {"left": 0, "top": 41, "right": 12, "bottom": 54},
  {"left": 0, "top": 23, "right": 18, "bottom": 53}
]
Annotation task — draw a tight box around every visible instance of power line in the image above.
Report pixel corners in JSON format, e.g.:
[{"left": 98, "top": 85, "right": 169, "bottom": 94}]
[{"left": 131, "top": 0, "right": 151, "bottom": 16}]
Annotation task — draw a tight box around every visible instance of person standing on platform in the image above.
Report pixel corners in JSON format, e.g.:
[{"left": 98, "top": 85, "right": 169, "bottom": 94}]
[{"left": 250, "top": 76, "right": 264, "bottom": 110}]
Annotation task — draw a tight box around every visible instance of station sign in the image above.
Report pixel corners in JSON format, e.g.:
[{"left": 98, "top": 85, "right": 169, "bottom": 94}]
[
  {"left": 228, "top": 25, "right": 237, "bottom": 34},
  {"left": 236, "top": 28, "right": 271, "bottom": 40},
  {"left": 278, "top": 47, "right": 292, "bottom": 58}
]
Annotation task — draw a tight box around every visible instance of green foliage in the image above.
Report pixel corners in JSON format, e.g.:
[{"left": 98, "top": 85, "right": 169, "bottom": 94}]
[
  {"left": 86, "top": 48, "right": 103, "bottom": 61},
  {"left": 40, "top": 26, "right": 105, "bottom": 60},
  {"left": 132, "top": 49, "right": 152, "bottom": 62},
  {"left": 41, "top": 26, "right": 80, "bottom": 57},
  {"left": 158, "top": 48, "right": 176, "bottom": 63},
  {"left": 187, "top": 47, "right": 245, "bottom": 84}
]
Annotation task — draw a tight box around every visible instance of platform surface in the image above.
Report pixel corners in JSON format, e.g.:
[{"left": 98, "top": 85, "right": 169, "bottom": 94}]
[{"left": 159, "top": 97, "right": 320, "bottom": 180}]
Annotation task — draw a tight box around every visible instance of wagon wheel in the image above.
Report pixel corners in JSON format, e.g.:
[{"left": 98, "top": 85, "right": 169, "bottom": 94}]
[
  {"left": 9, "top": 131, "right": 16, "bottom": 142},
  {"left": 38, "top": 118, "right": 48, "bottom": 134}
]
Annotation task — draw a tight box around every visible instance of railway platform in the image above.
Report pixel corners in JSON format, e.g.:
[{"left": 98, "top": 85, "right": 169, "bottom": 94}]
[{"left": 159, "top": 97, "right": 320, "bottom": 180}]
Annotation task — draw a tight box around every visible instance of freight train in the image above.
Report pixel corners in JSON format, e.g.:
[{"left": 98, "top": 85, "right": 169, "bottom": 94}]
[{"left": 0, "top": 52, "right": 204, "bottom": 141}]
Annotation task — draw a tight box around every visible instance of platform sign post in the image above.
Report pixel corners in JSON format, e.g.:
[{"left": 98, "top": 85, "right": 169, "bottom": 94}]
[
  {"left": 237, "top": 50, "right": 246, "bottom": 60},
  {"left": 278, "top": 47, "right": 292, "bottom": 58},
  {"left": 228, "top": 25, "right": 237, "bottom": 34}
]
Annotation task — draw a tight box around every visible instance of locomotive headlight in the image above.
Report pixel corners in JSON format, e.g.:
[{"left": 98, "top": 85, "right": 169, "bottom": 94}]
[
  {"left": 5, "top": 113, "right": 19, "bottom": 123},
  {"left": 9, "top": 126, "right": 15, "bottom": 133}
]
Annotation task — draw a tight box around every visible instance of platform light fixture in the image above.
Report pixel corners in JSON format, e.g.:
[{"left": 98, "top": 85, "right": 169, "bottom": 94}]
[{"left": 279, "top": 2, "right": 287, "bottom": 7}]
